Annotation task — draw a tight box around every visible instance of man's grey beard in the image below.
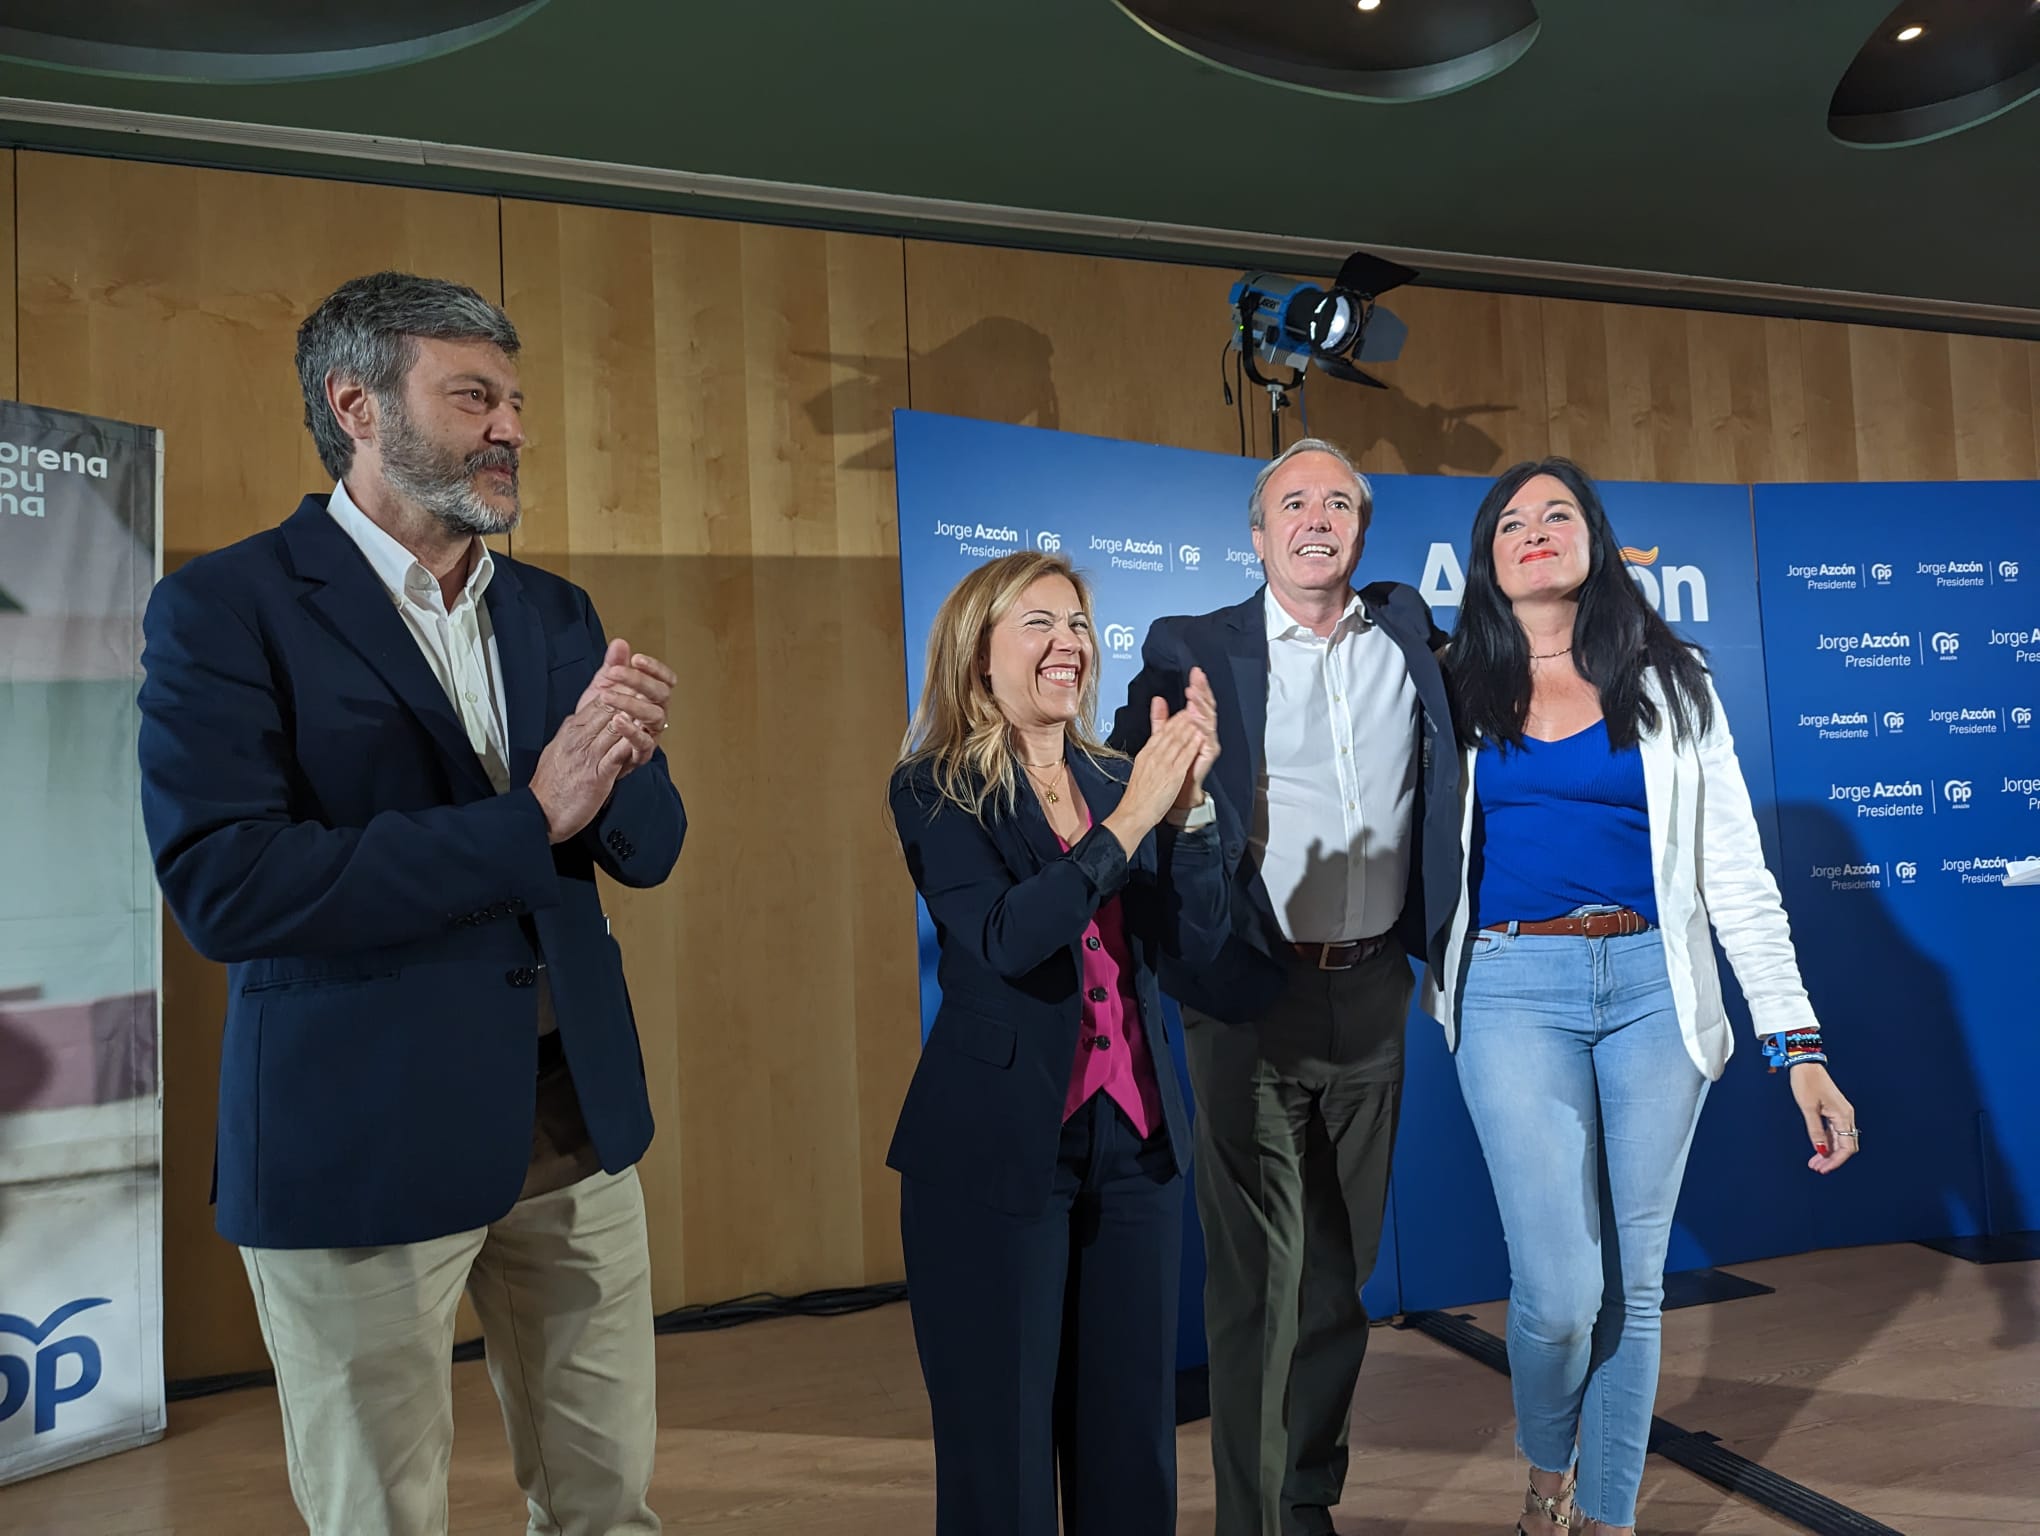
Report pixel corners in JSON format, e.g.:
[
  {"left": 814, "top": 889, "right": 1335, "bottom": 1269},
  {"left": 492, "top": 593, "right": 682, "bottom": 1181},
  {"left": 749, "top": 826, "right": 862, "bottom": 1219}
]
[{"left": 379, "top": 395, "right": 520, "bottom": 537}]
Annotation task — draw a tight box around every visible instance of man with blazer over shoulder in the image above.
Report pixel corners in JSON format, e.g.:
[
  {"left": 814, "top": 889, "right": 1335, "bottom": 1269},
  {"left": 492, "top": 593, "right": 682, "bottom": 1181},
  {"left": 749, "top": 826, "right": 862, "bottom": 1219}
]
[
  {"left": 137, "top": 272, "right": 683, "bottom": 1536},
  {"left": 1112, "top": 438, "right": 1462, "bottom": 1536}
]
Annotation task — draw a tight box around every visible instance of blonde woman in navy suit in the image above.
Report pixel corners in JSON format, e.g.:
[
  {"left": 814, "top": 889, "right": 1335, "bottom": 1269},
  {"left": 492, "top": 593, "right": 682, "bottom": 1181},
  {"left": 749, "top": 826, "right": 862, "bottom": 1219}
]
[
  {"left": 887, "top": 550, "right": 1227, "bottom": 1536},
  {"left": 1426, "top": 459, "right": 1860, "bottom": 1536}
]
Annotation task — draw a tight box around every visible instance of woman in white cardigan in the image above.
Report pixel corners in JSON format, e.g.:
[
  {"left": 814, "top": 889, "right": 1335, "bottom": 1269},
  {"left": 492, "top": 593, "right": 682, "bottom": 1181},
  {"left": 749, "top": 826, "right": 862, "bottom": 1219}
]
[{"left": 1425, "top": 458, "right": 1858, "bottom": 1536}]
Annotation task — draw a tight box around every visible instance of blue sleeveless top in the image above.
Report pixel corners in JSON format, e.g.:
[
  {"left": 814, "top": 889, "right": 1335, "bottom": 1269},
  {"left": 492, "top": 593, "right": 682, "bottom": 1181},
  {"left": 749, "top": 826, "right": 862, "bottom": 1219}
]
[{"left": 1472, "top": 720, "right": 1658, "bottom": 928}]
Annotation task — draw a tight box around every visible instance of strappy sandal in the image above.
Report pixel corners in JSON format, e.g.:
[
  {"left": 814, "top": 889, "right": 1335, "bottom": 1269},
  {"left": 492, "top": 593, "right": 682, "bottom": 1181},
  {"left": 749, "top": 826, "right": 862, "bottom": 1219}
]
[{"left": 1517, "top": 1470, "right": 1577, "bottom": 1535}]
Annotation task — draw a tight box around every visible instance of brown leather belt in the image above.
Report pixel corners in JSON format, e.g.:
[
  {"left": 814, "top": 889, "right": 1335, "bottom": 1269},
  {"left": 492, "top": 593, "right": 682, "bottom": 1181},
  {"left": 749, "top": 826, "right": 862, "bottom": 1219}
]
[
  {"left": 1288, "top": 934, "right": 1393, "bottom": 971},
  {"left": 1484, "top": 907, "right": 1652, "bottom": 939}
]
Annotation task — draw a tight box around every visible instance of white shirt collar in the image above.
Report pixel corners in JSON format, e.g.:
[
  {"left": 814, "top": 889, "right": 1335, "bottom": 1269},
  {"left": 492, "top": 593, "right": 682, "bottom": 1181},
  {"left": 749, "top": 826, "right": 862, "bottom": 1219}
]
[
  {"left": 327, "top": 479, "right": 493, "bottom": 610},
  {"left": 1264, "top": 584, "right": 1367, "bottom": 641}
]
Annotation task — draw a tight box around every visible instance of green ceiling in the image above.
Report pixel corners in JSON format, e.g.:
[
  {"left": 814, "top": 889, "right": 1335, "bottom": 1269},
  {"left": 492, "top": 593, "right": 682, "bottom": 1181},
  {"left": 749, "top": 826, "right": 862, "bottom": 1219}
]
[{"left": 0, "top": 0, "right": 2034, "bottom": 327}]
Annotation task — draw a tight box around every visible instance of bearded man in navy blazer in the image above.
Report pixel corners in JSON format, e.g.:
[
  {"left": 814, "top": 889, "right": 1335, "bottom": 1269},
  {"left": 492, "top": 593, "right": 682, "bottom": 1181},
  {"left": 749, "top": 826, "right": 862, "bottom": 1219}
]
[
  {"left": 1113, "top": 438, "right": 1462, "bottom": 1536},
  {"left": 138, "top": 272, "right": 683, "bottom": 1536}
]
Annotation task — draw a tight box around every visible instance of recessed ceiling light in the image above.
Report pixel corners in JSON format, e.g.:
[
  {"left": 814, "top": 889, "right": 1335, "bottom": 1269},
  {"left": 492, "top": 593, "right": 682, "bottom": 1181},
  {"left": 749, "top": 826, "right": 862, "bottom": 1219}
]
[
  {"left": 1357, "top": 0, "right": 1382, "bottom": 11},
  {"left": 1895, "top": 24, "right": 1924, "bottom": 41}
]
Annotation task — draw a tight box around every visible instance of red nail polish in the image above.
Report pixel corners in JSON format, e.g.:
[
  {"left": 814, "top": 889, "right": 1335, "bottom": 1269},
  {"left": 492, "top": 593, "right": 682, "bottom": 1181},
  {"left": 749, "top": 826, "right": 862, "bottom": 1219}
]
[{"left": 1816, "top": 1144, "right": 1828, "bottom": 1155}]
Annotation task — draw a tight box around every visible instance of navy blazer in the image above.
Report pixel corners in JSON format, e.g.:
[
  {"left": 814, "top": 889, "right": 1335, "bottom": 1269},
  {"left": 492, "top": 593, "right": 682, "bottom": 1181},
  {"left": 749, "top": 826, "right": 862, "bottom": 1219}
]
[
  {"left": 137, "top": 496, "right": 685, "bottom": 1250},
  {"left": 886, "top": 750, "right": 1228, "bottom": 1217},
  {"left": 1110, "top": 582, "right": 1462, "bottom": 1026}
]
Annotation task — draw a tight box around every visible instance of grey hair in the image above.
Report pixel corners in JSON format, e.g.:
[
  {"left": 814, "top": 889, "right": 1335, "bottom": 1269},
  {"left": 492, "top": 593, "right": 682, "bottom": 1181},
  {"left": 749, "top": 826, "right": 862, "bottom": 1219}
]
[
  {"left": 296, "top": 271, "right": 520, "bottom": 481},
  {"left": 1248, "top": 436, "right": 1373, "bottom": 530}
]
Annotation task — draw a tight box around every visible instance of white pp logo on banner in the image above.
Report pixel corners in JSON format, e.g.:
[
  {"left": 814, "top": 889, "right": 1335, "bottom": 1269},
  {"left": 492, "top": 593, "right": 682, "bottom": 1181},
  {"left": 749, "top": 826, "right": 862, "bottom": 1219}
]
[
  {"left": 1036, "top": 530, "right": 1061, "bottom": 552},
  {"left": 1102, "top": 623, "right": 1137, "bottom": 658},
  {"left": 1945, "top": 779, "right": 1974, "bottom": 807},
  {"left": 1932, "top": 631, "right": 1961, "bottom": 659},
  {"left": 1177, "top": 544, "right": 1202, "bottom": 569}
]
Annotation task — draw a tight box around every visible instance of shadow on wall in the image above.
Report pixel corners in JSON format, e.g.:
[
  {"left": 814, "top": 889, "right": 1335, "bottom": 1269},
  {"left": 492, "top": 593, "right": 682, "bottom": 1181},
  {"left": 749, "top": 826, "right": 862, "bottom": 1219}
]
[
  {"left": 801, "top": 318, "right": 1059, "bottom": 472},
  {"left": 799, "top": 313, "right": 1516, "bottom": 479},
  {"left": 1306, "top": 385, "right": 1516, "bottom": 477}
]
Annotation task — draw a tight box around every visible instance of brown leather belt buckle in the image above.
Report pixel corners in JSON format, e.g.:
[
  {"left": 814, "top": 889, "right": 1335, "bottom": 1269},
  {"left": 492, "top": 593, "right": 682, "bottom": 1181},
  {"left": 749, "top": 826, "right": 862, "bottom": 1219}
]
[
  {"left": 1577, "top": 908, "right": 1648, "bottom": 938},
  {"left": 1484, "top": 907, "right": 1651, "bottom": 940}
]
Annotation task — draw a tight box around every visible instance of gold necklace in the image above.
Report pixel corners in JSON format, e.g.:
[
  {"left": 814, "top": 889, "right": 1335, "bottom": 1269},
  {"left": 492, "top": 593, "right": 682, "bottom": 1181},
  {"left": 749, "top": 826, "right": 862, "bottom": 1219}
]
[{"left": 1020, "top": 758, "right": 1065, "bottom": 805}]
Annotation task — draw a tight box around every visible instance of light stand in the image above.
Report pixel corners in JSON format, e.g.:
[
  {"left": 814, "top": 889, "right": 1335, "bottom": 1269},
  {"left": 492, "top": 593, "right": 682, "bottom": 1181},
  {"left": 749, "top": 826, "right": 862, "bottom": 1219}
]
[
  {"left": 1236, "top": 289, "right": 1306, "bottom": 456},
  {"left": 1265, "top": 380, "right": 1291, "bottom": 455}
]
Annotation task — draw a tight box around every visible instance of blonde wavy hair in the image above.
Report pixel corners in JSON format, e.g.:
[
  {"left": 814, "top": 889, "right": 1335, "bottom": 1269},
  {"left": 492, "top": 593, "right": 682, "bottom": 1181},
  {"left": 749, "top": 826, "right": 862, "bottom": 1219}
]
[{"left": 897, "top": 550, "right": 1123, "bottom": 818}]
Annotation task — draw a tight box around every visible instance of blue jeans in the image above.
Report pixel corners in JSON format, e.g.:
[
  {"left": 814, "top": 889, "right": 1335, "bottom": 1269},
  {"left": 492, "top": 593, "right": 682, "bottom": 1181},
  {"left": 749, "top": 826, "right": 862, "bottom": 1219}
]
[{"left": 1454, "top": 926, "right": 1709, "bottom": 1528}]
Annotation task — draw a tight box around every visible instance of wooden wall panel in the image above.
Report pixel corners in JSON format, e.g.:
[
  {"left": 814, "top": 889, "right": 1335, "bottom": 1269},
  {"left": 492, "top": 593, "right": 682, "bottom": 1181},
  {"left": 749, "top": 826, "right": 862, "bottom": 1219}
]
[
  {"left": 1798, "top": 317, "right": 1862, "bottom": 482},
  {"left": 1544, "top": 297, "right": 1688, "bottom": 482},
  {"left": 1542, "top": 298, "right": 1813, "bottom": 486},
  {"left": 502, "top": 202, "right": 918, "bottom": 1307},
  {"left": 1845, "top": 324, "right": 1959, "bottom": 482},
  {"left": 1684, "top": 313, "right": 1809, "bottom": 485},
  {"left": 2033, "top": 347, "right": 2040, "bottom": 474},
  {"left": 0, "top": 152, "right": 14, "bottom": 400},
  {"left": 1948, "top": 333, "right": 2040, "bottom": 481},
  {"left": 1787, "top": 324, "right": 2040, "bottom": 484},
  {"left": 14, "top": 154, "right": 501, "bottom": 1379}
]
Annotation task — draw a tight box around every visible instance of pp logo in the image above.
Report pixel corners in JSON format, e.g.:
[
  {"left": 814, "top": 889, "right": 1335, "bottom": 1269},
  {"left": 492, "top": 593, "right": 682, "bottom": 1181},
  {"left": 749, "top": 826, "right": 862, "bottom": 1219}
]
[
  {"left": 1894, "top": 861, "right": 1918, "bottom": 882},
  {"left": 1945, "top": 779, "right": 1974, "bottom": 807},
  {"left": 1932, "top": 631, "right": 1961, "bottom": 658},
  {"left": 1035, "top": 530, "right": 1061, "bottom": 553},
  {"left": 1102, "top": 623, "right": 1138, "bottom": 658},
  {"left": 1883, "top": 710, "right": 1905, "bottom": 731},
  {"left": 2001, "top": 560, "right": 2020, "bottom": 582},
  {"left": 1177, "top": 545, "right": 1202, "bottom": 569},
  {"left": 2016, "top": 707, "right": 2034, "bottom": 728},
  {"left": 1870, "top": 563, "right": 1893, "bottom": 583},
  {"left": 1, "top": 1298, "right": 109, "bottom": 1435}
]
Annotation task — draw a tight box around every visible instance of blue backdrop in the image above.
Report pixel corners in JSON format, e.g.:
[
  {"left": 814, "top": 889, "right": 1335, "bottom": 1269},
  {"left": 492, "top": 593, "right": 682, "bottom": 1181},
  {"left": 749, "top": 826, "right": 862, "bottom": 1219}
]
[
  {"left": 890, "top": 410, "right": 1871, "bottom": 1368},
  {"left": 1752, "top": 482, "right": 2040, "bottom": 1246}
]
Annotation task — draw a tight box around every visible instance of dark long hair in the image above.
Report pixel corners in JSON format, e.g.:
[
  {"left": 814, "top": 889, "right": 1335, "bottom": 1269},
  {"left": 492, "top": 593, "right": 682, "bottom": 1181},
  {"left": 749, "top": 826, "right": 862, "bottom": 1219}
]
[{"left": 1446, "top": 457, "right": 1712, "bottom": 751}]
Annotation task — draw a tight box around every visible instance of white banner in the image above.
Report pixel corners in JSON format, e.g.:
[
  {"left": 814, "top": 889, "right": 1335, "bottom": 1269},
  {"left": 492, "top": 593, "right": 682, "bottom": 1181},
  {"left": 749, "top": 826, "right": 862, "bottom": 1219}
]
[{"left": 0, "top": 400, "right": 166, "bottom": 1484}]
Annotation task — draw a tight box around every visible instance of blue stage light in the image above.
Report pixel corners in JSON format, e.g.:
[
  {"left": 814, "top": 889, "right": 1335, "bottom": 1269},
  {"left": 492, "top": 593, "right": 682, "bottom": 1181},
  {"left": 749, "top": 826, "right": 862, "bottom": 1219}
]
[{"left": 1228, "top": 249, "right": 1417, "bottom": 392}]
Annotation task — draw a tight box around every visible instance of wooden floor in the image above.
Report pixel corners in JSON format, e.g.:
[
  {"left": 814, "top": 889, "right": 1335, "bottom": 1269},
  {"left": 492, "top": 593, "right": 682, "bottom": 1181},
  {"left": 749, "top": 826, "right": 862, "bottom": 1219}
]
[{"left": 3, "top": 1243, "right": 2034, "bottom": 1534}]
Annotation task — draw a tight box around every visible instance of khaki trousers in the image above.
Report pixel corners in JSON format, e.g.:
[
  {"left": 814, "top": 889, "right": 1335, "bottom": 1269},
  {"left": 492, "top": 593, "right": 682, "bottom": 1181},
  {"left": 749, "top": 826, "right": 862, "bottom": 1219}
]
[{"left": 240, "top": 1165, "right": 659, "bottom": 1536}]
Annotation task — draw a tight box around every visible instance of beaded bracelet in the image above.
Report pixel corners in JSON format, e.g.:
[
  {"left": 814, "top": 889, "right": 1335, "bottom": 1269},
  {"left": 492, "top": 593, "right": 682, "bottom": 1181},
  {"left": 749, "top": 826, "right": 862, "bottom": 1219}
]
[{"left": 1761, "top": 1028, "right": 1827, "bottom": 1073}]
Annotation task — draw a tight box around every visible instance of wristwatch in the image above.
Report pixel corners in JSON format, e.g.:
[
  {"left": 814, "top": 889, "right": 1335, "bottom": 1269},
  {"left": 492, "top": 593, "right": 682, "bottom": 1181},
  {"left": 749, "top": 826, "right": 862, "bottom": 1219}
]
[{"left": 1169, "top": 793, "right": 1217, "bottom": 831}]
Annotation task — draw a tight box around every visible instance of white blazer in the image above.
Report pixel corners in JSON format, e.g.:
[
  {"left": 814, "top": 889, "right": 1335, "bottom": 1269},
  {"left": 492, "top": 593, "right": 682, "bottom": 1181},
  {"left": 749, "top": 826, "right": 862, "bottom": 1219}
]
[{"left": 1420, "top": 674, "right": 1819, "bottom": 1080}]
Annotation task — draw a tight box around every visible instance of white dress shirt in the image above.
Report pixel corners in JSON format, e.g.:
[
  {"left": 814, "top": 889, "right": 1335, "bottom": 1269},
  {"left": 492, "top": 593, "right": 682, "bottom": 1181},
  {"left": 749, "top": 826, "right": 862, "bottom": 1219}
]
[
  {"left": 326, "top": 480, "right": 510, "bottom": 794},
  {"left": 325, "top": 483, "right": 555, "bottom": 1034},
  {"left": 1254, "top": 586, "right": 1419, "bottom": 944}
]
